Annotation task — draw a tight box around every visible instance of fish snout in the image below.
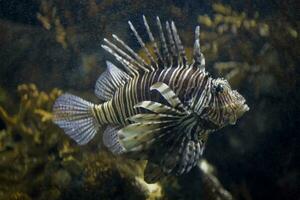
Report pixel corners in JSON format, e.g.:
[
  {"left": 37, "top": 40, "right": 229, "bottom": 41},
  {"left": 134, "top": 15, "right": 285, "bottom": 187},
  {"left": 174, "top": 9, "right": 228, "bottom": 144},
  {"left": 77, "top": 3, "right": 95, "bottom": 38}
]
[{"left": 236, "top": 102, "right": 249, "bottom": 119}]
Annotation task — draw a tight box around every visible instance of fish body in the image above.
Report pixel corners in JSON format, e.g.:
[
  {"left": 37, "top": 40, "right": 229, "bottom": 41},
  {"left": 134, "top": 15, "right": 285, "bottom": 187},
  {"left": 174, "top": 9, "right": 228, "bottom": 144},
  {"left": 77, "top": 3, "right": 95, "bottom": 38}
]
[
  {"left": 95, "top": 66, "right": 206, "bottom": 125},
  {"left": 53, "top": 16, "right": 249, "bottom": 183}
]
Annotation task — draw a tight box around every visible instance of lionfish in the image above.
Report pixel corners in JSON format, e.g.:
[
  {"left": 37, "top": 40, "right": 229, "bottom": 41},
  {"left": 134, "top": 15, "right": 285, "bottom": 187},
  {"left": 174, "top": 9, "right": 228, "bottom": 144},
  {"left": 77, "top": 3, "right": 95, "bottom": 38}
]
[{"left": 53, "top": 16, "right": 249, "bottom": 183}]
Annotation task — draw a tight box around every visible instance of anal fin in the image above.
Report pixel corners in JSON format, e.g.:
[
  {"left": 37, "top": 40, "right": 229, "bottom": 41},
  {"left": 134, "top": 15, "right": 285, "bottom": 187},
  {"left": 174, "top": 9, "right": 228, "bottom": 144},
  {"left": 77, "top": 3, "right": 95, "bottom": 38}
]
[{"left": 103, "top": 125, "right": 126, "bottom": 154}]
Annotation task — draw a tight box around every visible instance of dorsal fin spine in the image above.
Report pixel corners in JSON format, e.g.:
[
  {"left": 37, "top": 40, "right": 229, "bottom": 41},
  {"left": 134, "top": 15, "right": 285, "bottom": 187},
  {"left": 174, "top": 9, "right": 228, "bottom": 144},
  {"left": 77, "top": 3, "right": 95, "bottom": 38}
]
[
  {"left": 156, "top": 16, "right": 170, "bottom": 67},
  {"left": 193, "top": 26, "right": 205, "bottom": 69},
  {"left": 101, "top": 16, "right": 207, "bottom": 73},
  {"left": 101, "top": 44, "right": 137, "bottom": 76},
  {"left": 128, "top": 21, "right": 156, "bottom": 70},
  {"left": 112, "top": 34, "right": 150, "bottom": 72},
  {"left": 166, "top": 21, "right": 177, "bottom": 67},
  {"left": 143, "top": 15, "right": 163, "bottom": 67},
  {"left": 103, "top": 38, "right": 142, "bottom": 74},
  {"left": 171, "top": 21, "right": 187, "bottom": 66}
]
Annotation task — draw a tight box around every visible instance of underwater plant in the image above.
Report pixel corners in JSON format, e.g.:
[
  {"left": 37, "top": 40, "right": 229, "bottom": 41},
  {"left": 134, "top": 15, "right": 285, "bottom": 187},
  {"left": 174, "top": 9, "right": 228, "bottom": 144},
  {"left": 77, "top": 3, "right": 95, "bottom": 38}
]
[
  {"left": 0, "top": 84, "right": 162, "bottom": 200},
  {"left": 0, "top": 83, "right": 234, "bottom": 200},
  {"left": 197, "top": 3, "right": 298, "bottom": 95}
]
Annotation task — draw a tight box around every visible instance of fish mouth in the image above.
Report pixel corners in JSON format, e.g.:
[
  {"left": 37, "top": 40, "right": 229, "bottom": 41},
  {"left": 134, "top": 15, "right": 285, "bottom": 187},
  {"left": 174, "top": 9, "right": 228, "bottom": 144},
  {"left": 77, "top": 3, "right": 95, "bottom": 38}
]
[
  {"left": 228, "top": 102, "right": 249, "bottom": 125},
  {"left": 233, "top": 102, "right": 249, "bottom": 124},
  {"left": 241, "top": 103, "right": 250, "bottom": 112}
]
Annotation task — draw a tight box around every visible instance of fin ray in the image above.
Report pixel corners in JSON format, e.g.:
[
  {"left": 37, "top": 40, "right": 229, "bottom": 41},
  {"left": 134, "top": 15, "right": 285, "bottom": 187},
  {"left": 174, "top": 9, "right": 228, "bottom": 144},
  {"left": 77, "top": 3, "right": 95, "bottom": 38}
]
[
  {"left": 120, "top": 124, "right": 174, "bottom": 150},
  {"left": 193, "top": 26, "right": 205, "bottom": 69},
  {"left": 101, "top": 16, "right": 207, "bottom": 72},
  {"left": 166, "top": 21, "right": 177, "bottom": 66},
  {"left": 103, "top": 126, "right": 126, "bottom": 154},
  {"left": 129, "top": 113, "right": 180, "bottom": 122},
  {"left": 134, "top": 101, "right": 184, "bottom": 115},
  {"left": 52, "top": 93, "right": 100, "bottom": 145},
  {"left": 95, "top": 61, "right": 129, "bottom": 101},
  {"left": 150, "top": 82, "right": 186, "bottom": 111},
  {"left": 112, "top": 34, "right": 150, "bottom": 70},
  {"left": 156, "top": 16, "right": 170, "bottom": 67},
  {"left": 143, "top": 16, "right": 163, "bottom": 65},
  {"left": 128, "top": 21, "right": 156, "bottom": 68},
  {"left": 171, "top": 21, "right": 187, "bottom": 65}
]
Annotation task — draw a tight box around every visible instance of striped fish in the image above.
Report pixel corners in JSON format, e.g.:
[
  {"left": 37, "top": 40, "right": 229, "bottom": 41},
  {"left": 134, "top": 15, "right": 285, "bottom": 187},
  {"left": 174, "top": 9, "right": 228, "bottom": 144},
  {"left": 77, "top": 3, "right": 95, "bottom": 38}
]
[{"left": 53, "top": 16, "right": 249, "bottom": 183}]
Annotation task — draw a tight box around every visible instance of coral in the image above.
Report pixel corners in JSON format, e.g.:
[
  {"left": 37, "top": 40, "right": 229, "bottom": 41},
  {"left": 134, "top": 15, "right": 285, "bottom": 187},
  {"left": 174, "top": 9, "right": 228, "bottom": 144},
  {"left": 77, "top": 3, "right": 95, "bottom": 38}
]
[
  {"left": 0, "top": 84, "right": 161, "bottom": 200},
  {"left": 0, "top": 84, "right": 64, "bottom": 199}
]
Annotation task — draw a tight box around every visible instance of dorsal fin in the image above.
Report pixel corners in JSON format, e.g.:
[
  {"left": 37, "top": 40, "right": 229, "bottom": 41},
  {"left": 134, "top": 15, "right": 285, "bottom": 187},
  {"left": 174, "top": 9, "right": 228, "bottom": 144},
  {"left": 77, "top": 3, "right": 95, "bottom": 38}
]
[
  {"left": 95, "top": 61, "right": 130, "bottom": 101},
  {"left": 101, "top": 16, "right": 206, "bottom": 72},
  {"left": 166, "top": 21, "right": 178, "bottom": 67},
  {"left": 143, "top": 15, "right": 163, "bottom": 66},
  {"left": 156, "top": 17, "right": 170, "bottom": 67},
  {"left": 192, "top": 26, "right": 205, "bottom": 69},
  {"left": 128, "top": 21, "right": 156, "bottom": 69},
  {"left": 171, "top": 21, "right": 187, "bottom": 66}
]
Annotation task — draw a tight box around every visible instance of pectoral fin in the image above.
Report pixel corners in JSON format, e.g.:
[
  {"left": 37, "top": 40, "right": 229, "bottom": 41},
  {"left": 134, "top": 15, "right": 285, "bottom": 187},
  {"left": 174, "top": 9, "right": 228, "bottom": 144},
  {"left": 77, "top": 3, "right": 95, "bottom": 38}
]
[{"left": 118, "top": 83, "right": 209, "bottom": 180}]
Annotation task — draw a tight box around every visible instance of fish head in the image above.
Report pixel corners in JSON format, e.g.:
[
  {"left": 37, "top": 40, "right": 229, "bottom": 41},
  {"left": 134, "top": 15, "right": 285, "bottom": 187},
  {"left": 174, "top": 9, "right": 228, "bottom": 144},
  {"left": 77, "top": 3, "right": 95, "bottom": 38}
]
[{"left": 204, "top": 78, "right": 249, "bottom": 128}]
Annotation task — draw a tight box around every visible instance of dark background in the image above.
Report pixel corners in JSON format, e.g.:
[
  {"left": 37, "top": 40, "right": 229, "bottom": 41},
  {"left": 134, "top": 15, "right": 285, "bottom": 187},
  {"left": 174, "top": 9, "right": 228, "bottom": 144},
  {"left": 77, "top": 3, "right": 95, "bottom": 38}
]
[{"left": 0, "top": 0, "right": 299, "bottom": 199}]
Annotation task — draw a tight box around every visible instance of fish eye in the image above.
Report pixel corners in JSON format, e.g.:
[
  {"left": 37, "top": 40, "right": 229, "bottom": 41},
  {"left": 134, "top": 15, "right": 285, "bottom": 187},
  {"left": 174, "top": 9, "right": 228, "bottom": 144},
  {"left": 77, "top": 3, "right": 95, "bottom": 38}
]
[{"left": 215, "top": 84, "right": 224, "bottom": 94}]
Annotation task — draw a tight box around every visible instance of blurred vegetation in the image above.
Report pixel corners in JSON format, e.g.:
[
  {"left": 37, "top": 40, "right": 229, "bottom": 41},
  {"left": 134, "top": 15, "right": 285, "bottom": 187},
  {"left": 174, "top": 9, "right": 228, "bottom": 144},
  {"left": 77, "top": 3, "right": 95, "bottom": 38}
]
[
  {"left": 0, "top": 84, "right": 161, "bottom": 200},
  {"left": 197, "top": 3, "right": 299, "bottom": 94},
  {"left": 0, "top": 0, "right": 299, "bottom": 200}
]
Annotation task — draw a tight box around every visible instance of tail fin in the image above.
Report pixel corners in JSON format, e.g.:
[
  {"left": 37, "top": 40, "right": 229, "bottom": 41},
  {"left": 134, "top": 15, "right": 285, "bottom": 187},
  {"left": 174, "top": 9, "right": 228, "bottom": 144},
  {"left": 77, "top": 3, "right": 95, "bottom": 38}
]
[{"left": 52, "top": 93, "right": 100, "bottom": 145}]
